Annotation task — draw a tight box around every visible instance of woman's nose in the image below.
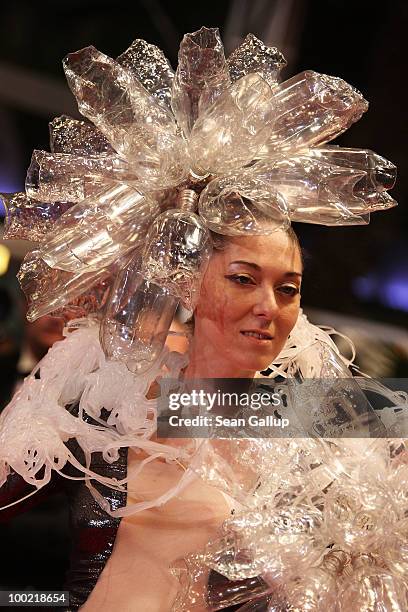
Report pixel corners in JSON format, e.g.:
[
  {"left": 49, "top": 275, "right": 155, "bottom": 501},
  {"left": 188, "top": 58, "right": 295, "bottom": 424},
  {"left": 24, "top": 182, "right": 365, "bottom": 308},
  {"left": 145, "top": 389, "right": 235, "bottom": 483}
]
[{"left": 252, "top": 287, "right": 279, "bottom": 319}]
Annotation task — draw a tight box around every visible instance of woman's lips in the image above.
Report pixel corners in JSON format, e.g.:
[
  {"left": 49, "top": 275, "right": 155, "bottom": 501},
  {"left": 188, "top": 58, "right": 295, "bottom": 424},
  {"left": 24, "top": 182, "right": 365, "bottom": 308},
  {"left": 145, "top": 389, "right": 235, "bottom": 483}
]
[{"left": 240, "top": 330, "right": 274, "bottom": 343}]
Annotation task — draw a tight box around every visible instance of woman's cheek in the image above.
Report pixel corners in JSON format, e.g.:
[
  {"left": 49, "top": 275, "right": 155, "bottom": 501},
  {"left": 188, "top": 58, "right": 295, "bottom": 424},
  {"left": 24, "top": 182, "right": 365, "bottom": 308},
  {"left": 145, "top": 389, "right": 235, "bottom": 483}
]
[
  {"left": 200, "top": 283, "right": 229, "bottom": 324},
  {"left": 280, "top": 303, "right": 300, "bottom": 335}
]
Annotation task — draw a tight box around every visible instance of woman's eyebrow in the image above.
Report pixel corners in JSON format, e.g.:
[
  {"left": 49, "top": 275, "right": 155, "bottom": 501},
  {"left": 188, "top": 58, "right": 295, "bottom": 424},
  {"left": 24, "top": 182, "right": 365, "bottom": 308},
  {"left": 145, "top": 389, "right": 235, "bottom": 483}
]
[
  {"left": 285, "top": 272, "right": 302, "bottom": 278},
  {"left": 230, "top": 260, "right": 261, "bottom": 270},
  {"left": 229, "top": 261, "right": 302, "bottom": 278}
]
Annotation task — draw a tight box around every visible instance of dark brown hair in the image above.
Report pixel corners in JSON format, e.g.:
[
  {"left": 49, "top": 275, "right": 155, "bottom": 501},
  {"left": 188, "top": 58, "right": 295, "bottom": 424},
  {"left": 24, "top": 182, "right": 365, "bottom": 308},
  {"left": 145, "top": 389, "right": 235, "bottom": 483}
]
[{"left": 210, "top": 226, "right": 301, "bottom": 257}]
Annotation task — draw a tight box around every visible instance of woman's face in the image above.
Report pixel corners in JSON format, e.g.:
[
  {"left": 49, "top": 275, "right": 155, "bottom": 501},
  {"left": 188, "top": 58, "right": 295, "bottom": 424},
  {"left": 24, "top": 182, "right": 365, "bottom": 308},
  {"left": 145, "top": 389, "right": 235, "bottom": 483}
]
[{"left": 193, "top": 231, "right": 302, "bottom": 376}]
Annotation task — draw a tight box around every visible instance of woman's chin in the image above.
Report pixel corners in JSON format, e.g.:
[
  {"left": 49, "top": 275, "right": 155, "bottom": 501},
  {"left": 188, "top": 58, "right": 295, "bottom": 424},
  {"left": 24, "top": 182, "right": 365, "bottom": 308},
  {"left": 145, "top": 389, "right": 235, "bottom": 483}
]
[
  {"left": 228, "top": 353, "right": 276, "bottom": 376},
  {"left": 233, "top": 340, "right": 280, "bottom": 373}
]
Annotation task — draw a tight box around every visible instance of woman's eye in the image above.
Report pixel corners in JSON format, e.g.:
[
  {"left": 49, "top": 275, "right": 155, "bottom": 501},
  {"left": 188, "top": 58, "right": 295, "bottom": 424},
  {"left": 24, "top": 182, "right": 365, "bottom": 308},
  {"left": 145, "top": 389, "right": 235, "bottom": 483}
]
[
  {"left": 278, "top": 285, "right": 300, "bottom": 297},
  {"left": 226, "top": 274, "right": 255, "bottom": 286}
]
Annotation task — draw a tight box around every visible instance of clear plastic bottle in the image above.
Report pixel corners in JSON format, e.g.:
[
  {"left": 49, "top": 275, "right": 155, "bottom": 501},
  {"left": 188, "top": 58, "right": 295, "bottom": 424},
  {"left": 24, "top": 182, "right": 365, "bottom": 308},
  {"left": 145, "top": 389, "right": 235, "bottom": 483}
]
[
  {"left": 40, "top": 182, "right": 158, "bottom": 273},
  {"left": 100, "top": 190, "right": 211, "bottom": 373},
  {"left": 100, "top": 253, "right": 179, "bottom": 374}
]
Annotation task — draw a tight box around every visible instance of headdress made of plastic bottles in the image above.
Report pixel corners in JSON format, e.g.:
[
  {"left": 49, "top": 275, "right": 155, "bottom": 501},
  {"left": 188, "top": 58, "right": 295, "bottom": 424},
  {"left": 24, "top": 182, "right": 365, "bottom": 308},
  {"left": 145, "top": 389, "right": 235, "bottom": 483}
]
[{"left": 2, "top": 27, "right": 397, "bottom": 374}]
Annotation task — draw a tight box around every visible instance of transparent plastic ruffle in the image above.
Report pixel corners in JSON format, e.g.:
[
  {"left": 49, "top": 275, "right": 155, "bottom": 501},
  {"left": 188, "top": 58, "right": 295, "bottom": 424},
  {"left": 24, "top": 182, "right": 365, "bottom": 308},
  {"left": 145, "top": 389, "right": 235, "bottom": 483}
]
[
  {"left": 26, "top": 150, "right": 138, "bottom": 203},
  {"left": 17, "top": 250, "right": 112, "bottom": 321},
  {"left": 140, "top": 209, "right": 212, "bottom": 309},
  {"left": 184, "top": 333, "right": 388, "bottom": 503},
  {"left": 171, "top": 550, "right": 276, "bottom": 611},
  {"left": 63, "top": 45, "right": 188, "bottom": 189},
  {"left": 263, "top": 309, "right": 356, "bottom": 378},
  {"left": 337, "top": 566, "right": 408, "bottom": 611},
  {"left": 1, "top": 192, "right": 73, "bottom": 241},
  {"left": 198, "top": 173, "right": 290, "bottom": 235},
  {"left": 227, "top": 33, "right": 286, "bottom": 86},
  {"left": 309, "top": 145, "right": 398, "bottom": 211},
  {"left": 6, "top": 27, "right": 397, "bottom": 352},
  {"left": 171, "top": 326, "right": 408, "bottom": 611},
  {"left": 172, "top": 434, "right": 408, "bottom": 611},
  {"left": 50, "top": 276, "right": 113, "bottom": 323},
  {"left": 39, "top": 183, "right": 159, "bottom": 273},
  {"left": 49, "top": 115, "right": 114, "bottom": 155},
  {"left": 171, "top": 26, "right": 231, "bottom": 137},
  {"left": 283, "top": 342, "right": 386, "bottom": 437},
  {"left": 0, "top": 318, "right": 193, "bottom": 516},
  {"left": 116, "top": 37, "right": 174, "bottom": 109},
  {"left": 1, "top": 309, "right": 408, "bottom": 608},
  {"left": 248, "top": 151, "right": 396, "bottom": 224},
  {"left": 100, "top": 252, "right": 179, "bottom": 374},
  {"left": 243, "top": 157, "right": 370, "bottom": 225},
  {"left": 259, "top": 70, "right": 368, "bottom": 158},
  {"left": 99, "top": 209, "right": 211, "bottom": 371},
  {"left": 188, "top": 73, "right": 276, "bottom": 176}
]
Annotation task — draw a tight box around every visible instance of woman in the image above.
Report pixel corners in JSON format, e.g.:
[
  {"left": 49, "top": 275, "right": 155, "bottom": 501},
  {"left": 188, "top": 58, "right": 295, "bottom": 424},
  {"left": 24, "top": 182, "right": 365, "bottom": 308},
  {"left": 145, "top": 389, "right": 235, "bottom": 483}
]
[
  {"left": 0, "top": 227, "right": 301, "bottom": 611},
  {"left": 1, "top": 230, "right": 302, "bottom": 610},
  {"left": 80, "top": 227, "right": 302, "bottom": 611}
]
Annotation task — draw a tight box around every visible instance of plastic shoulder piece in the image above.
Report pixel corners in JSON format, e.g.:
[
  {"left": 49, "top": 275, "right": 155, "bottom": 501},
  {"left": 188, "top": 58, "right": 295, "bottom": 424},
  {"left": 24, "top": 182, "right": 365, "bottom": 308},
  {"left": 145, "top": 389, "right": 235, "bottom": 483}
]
[
  {"left": 0, "top": 317, "right": 192, "bottom": 516},
  {"left": 258, "top": 309, "right": 355, "bottom": 378}
]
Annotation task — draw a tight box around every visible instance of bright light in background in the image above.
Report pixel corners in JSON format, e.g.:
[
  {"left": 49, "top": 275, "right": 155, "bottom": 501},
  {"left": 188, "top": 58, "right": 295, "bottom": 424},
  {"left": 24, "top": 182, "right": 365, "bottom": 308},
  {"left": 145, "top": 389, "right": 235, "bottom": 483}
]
[
  {"left": 0, "top": 244, "right": 11, "bottom": 275},
  {"left": 0, "top": 194, "right": 7, "bottom": 217},
  {"left": 384, "top": 277, "right": 408, "bottom": 311},
  {"left": 0, "top": 183, "right": 23, "bottom": 217},
  {"left": 353, "top": 276, "right": 376, "bottom": 300},
  {"left": 352, "top": 243, "right": 408, "bottom": 314},
  {"left": 353, "top": 273, "right": 408, "bottom": 312}
]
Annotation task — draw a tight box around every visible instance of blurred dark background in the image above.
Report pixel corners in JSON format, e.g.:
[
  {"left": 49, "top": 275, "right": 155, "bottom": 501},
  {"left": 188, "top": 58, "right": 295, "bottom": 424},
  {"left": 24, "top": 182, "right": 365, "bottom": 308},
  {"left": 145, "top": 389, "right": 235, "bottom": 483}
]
[{"left": 0, "top": 0, "right": 407, "bottom": 597}]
